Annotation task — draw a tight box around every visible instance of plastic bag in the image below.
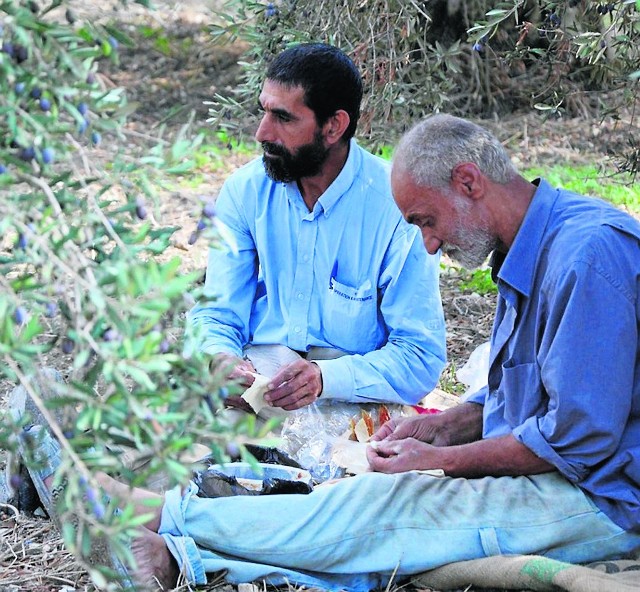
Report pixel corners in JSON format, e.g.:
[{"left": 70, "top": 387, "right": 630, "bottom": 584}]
[
  {"left": 193, "top": 450, "right": 313, "bottom": 498},
  {"left": 456, "top": 341, "right": 490, "bottom": 396},
  {"left": 278, "top": 400, "right": 406, "bottom": 482},
  {"left": 193, "top": 469, "right": 313, "bottom": 498},
  {"left": 242, "top": 443, "right": 303, "bottom": 468}
]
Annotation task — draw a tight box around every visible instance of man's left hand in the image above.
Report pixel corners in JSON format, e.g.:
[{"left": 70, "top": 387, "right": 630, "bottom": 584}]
[
  {"left": 264, "top": 359, "right": 323, "bottom": 410},
  {"left": 366, "top": 438, "right": 444, "bottom": 474}
]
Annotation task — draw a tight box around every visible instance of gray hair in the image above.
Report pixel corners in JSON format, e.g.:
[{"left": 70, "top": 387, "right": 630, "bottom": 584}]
[{"left": 394, "top": 114, "right": 518, "bottom": 188}]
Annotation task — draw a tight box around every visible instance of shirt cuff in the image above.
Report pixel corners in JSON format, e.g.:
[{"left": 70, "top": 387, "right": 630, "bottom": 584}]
[
  {"left": 512, "top": 418, "right": 589, "bottom": 483},
  {"left": 313, "top": 357, "right": 355, "bottom": 401}
]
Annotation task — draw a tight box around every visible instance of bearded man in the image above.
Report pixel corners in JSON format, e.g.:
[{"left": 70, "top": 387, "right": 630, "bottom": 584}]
[
  {"left": 188, "top": 44, "right": 446, "bottom": 429},
  {"left": 13, "top": 114, "right": 640, "bottom": 592}
]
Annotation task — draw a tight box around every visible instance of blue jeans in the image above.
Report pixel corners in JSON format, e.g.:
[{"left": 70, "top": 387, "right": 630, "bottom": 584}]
[{"left": 158, "top": 471, "right": 640, "bottom": 592}]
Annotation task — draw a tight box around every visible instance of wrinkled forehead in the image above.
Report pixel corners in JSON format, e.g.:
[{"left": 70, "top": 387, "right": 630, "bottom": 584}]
[
  {"left": 391, "top": 164, "right": 456, "bottom": 220},
  {"left": 390, "top": 160, "right": 424, "bottom": 190},
  {"left": 390, "top": 164, "right": 422, "bottom": 213}
]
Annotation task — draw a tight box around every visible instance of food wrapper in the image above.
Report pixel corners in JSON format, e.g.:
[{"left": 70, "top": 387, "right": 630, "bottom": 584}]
[{"left": 279, "top": 401, "right": 411, "bottom": 481}]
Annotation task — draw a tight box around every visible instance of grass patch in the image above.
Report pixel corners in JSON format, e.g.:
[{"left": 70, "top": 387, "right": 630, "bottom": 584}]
[
  {"left": 522, "top": 164, "right": 640, "bottom": 212},
  {"left": 167, "top": 131, "right": 258, "bottom": 188},
  {"left": 376, "top": 145, "right": 394, "bottom": 160},
  {"left": 183, "top": 131, "right": 256, "bottom": 172},
  {"left": 437, "top": 363, "right": 468, "bottom": 396},
  {"left": 457, "top": 268, "right": 498, "bottom": 295}
]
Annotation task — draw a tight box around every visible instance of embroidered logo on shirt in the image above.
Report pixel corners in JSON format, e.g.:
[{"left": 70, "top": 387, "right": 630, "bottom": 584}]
[{"left": 329, "top": 262, "right": 373, "bottom": 302}]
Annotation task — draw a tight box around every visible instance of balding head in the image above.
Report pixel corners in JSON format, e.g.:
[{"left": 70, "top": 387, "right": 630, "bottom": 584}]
[{"left": 392, "top": 114, "right": 518, "bottom": 190}]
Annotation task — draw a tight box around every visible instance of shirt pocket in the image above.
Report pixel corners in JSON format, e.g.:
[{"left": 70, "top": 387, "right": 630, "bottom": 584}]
[
  {"left": 500, "top": 361, "right": 546, "bottom": 427},
  {"left": 324, "top": 277, "right": 379, "bottom": 353}
]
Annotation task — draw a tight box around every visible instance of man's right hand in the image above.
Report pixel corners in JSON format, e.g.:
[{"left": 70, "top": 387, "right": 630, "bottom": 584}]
[
  {"left": 210, "top": 353, "right": 257, "bottom": 387},
  {"left": 370, "top": 402, "right": 484, "bottom": 447},
  {"left": 209, "top": 353, "right": 258, "bottom": 412}
]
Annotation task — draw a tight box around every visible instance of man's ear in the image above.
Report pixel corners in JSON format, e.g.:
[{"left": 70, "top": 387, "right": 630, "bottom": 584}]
[
  {"left": 451, "top": 162, "right": 483, "bottom": 198},
  {"left": 323, "top": 110, "right": 350, "bottom": 145}
]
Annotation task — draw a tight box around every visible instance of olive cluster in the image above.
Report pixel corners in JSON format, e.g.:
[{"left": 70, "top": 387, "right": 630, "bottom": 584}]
[
  {"left": 188, "top": 201, "right": 216, "bottom": 245},
  {"left": 596, "top": 3, "right": 616, "bottom": 14},
  {"left": 472, "top": 35, "right": 489, "bottom": 53},
  {"left": 546, "top": 12, "right": 561, "bottom": 27},
  {"left": 0, "top": 1, "right": 118, "bottom": 175}
]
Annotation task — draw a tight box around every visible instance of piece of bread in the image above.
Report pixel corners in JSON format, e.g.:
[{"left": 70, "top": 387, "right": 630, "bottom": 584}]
[
  {"left": 241, "top": 373, "right": 271, "bottom": 413},
  {"left": 331, "top": 439, "right": 371, "bottom": 475}
]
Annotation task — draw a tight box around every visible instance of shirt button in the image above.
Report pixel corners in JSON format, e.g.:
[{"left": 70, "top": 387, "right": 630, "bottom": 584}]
[
  {"left": 297, "top": 293, "right": 304, "bottom": 300},
  {"left": 303, "top": 254, "right": 310, "bottom": 262},
  {"left": 294, "top": 326, "right": 301, "bottom": 333}
]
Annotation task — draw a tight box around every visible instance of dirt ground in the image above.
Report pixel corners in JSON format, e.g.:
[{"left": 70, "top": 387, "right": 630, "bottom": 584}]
[
  {"left": 89, "top": 0, "right": 637, "bottom": 376},
  {"left": 1, "top": 1, "right": 639, "bottom": 591}
]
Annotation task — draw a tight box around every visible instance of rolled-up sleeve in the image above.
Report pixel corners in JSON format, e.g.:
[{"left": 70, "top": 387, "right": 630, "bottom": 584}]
[
  {"left": 464, "top": 385, "right": 488, "bottom": 406},
  {"left": 512, "top": 254, "right": 636, "bottom": 483}
]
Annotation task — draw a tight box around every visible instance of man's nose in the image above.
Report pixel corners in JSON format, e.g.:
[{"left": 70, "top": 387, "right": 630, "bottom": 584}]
[
  {"left": 255, "top": 115, "right": 271, "bottom": 143},
  {"left": 423, "top": 233, "right": 442, "bottom": 255}
]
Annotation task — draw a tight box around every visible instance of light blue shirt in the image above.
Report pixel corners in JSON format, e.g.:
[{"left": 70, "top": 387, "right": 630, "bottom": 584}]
[
  {"left": 188, "top": 140, "right": 446, "bottom": 405},
  {"left": 467, "top": 178, "right": 640, "bottom": 532}
]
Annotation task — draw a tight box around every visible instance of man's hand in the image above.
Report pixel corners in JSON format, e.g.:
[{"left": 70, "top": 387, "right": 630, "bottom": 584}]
[
  {"left": 264, "top": 359, "right": 323, "bottom": 411},
  {"left": 368, "top": 418, "right": 555, "bottom": 478},
  {"left": 210, "top": 353, "right": 257, "bottom": 413},
  {"left": 366, "top": 403, "right": 487, "bottom": 475},
  {"left": 210, "top": 353, "right": 256, "bottom": 388},
  {"left": 371, "top": 402, "right": 484, "bottom": 447},
  {"left": 370, "top": 414, "right": 451, "bottom": 446},
  {"left": 366, "top": 438, "right": 443, "bottom": 473}
]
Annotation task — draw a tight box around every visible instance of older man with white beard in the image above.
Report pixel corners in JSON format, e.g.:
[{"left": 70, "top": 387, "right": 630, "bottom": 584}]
[{"left": 13, "top": 114, "right": 640, "bottom": 592}]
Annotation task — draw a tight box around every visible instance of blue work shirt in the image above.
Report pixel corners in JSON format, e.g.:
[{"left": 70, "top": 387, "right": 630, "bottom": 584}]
[
  {"left": 467, "top": 178, "right": 640, "bottom": 532},
  {"left": 188, "top": 140, "right": 446, "bottom": 405}
]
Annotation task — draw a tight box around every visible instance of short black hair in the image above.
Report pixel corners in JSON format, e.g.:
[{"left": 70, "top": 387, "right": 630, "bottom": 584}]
[{"left": 266, "top": 43, "right": 363, "bottom": 141}]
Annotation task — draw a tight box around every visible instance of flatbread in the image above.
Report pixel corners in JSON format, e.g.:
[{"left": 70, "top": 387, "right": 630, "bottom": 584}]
[
  {"left": 418, "top": 388, "right": 461, "bottom": 410},
  {"left": 331, "top": 439, "right": 446, "bottom": 477},
  {"left": 241, "top": 373, "right": 271, "bottom": 413},
  {"left": 331, "top": 439, "right": 371, "bottom": 475}
]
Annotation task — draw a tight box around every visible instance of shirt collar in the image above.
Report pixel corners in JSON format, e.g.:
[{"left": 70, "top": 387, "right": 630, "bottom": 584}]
[
  {"left": 318, "top": 138, "right": 361, "bottom": 216},
  {"left": 283, "top": 139, "right": 362, "bottom": 218},
  {"left": 491, "top": 178, "right": 558, "bottom": 297}
]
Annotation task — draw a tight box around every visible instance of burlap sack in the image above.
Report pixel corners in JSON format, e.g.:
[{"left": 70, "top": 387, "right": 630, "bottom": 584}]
[{"left": 412, "top": 554, "right": 640, "bottom": 591}]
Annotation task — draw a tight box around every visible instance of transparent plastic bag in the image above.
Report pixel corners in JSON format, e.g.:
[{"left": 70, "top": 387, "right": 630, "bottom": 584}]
[
  {"left": 456, "top": 341, "right": 490, "bottom": 396},
  {"left": 279, "top": 401, "right": 406, "bottom": 482}
]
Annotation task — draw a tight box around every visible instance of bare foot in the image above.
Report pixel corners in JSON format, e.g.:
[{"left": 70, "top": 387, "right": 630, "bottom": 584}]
[
  {"left": 131, "top": 526, "right": 180, "bottom": 591},
  {"left": 95, "top": 472, "right": 164, "bottom": 531}
]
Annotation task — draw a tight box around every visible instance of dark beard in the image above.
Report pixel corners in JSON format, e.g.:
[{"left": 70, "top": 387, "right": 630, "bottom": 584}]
[{"left": 262, "top": 131, "right": 329, "bottom": 183}]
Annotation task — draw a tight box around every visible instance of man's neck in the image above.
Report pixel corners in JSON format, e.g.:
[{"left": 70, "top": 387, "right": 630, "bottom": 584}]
[
  {"left": 297, "top": 141, "right": 350, "bottom": 211},
  {"left": 491, "top": 175, "right": 537, "bottom": 249}
]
